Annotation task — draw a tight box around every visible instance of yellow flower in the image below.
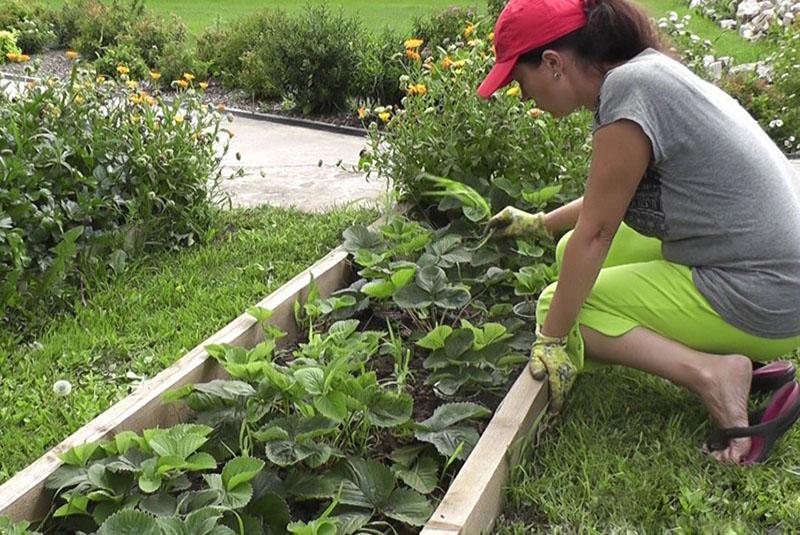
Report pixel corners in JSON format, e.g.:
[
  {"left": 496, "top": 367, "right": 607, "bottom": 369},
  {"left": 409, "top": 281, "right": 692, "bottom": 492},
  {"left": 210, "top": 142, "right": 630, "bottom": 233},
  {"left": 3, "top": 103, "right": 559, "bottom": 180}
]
[
  {"left": 452, "top": 59, "right": 467, "bottom": 69},
  {"left": 18, "top": 54, "right": 30, "bottom": 62},
  {"left": 6, "top": 52, "right": 19, "bottom": 62},
  {"left": 174, "top": 114, "right": 185, "bottom": 124},
  {"left": 378, "top": 111, "right": 391, "bottom": 123},
  {"left": 129, "top": 93, "right": 142, "bottom": 104},
  {"left": 149, "top": 71, "right": 161, "bottom": 81},
  {"left": 404, "top": 38, "right": 424, "bottom": 49},
  {"left": 199, "top": 81, "right": 209, "bottom": 90},
  {"left": 175, "top": 79, "right": 189, "bottom": 89},
  {"left": 26, "top": 80, "right": 35, "bottom": 90},
  {"left": 130, "top": 113, "right": 141, "bottom": 123},
  {"left": 66, "top": 50, "right": 79, "bottom": 60},
  {"left": 183, "top": 72, "right": 195, "bottom": 81},
  {"left": 489, "top": 32, "right": 495, "bottom": 41},
  {"left": 357, "top": 106, "right": 367, "bottom": 119},
  {"left": 405, "top": 50, "right": 421, "bottom": 62},
  {"left": 441, "top": 56, "right": 454, "bottom": 70},
  {"left": 491, "top": 44, "right": 497, "bottom": 56},
  {"left": 529, "top": 107, "right": 543, "bottom": 118},
  {"left": 415, "top": 83, "right": 427, "bottom": 96},
  {"left": 116, "top": 65, "right": 130, "bottom": 75},
  {"left": 74, "top": 95, "right": 85, "bottom": 105},
  {"left": 126, "top": 80, "right": 138, "bottom": 90},
  {"left": 464, "top": 23, "right": 475, "bottom": 37},
  {"left": 144, "top": 94, "right": 156, "bottom": 106},
  {"left": 153, "top": 122, "right": 160, "bottom": 132},
  {"left": 506, "top": 85, "right": 521, "bottom": 98},
  {"left": 96, "top": 75, "right": 106, "bottom": 84}
]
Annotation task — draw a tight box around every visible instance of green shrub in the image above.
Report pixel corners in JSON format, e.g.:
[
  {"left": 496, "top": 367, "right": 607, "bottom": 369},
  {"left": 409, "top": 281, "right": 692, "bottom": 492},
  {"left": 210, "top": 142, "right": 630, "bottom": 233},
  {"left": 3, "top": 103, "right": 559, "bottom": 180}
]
[
  {"left": 46, "top": 0, "right": 87, "bottom": 48},
  {"left": 486, "top": 0, "right": 509, "bottom": 20},
  {"left": 410, "top": 6, "right": 479, "bottom": 53},
  {"left": 197, "top": 11, "right": 283, "bottom": 95},
  {"left": 12, "top": 17, "right": 55, "bottom": 54},
  {"left": 352, "top": 26, "right": 407, "bottom": 105},
  {"left": 0, "top": 0, "right": 45, "bottom": 35},
  {"left": 360, "top": 34, "right": 592, "bottom": 217},
  {"left": 92, "top": 42, "right": 148, "bottom": 79},
  {"left": 155, "top": 41, "right": 210, "bottom": 88},
  {"left": 0, "top": 65, "right": 234, "bottom": 329},
  {"left": 0, "top": 29, "right": 21, "bottom": 61},
  {"left": 72, "top": 0, "right": 142, "bottom": 59},
  {"left": 254, "top": 3, "right": 364, "bottom": 114},
  {"left": 118, "top": 12, "right": 186, "bottom": 67}
]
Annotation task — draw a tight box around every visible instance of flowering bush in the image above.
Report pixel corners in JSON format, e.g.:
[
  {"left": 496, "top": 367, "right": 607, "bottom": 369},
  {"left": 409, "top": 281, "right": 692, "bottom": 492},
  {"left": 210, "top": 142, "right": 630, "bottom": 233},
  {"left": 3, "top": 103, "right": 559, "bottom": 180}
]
[
  {"left": 411, "top": 6, "right": 479, "bottom": 52},
  {"left": 8, "top": 17, "right": 55, "bottom": 54},
  {"left": 0, "top": 64, "right": 237, "bottom": 329},
  {"left": 0, "top": 29, "right": 21, "bottom": 62},
  {"left": 351, "top": 26, "right": 408, "bottom": 105},
  {"left": 91, "top": 42, "right": 148, "bottom": 79},
  {"left": 359, "top": 32, "right": 592, "bottom": 219}
]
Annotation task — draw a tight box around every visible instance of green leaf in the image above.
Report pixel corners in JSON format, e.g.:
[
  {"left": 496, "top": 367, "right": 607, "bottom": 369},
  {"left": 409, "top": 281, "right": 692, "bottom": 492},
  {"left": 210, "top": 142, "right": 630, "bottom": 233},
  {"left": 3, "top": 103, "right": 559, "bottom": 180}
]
[
  {"left": 54, "top": 494, "right": 90, "bottom": 517},
  {"left": 343, "top": 225, "right": 382, "bottom": 252},
  {"left": 417, "top": 402, "right": 491, "bottom": 432},
  {"left": 138, "top": 472, "right": 162, "bottom": 494},
  {"left": 314, "top": 390, "right": 348, "bottom": 422},
  {"left": 393, "top": 284, "right": 433, "bottom": 309},
  {"left": 46, "top": 465, "right": 87, "bottom": 490},
  {"left": 185, "top": 452, "right": 217, "bottom": 471},
  {"left": 392, "top": 455, "right": 439, "bottom": 494},
  {"left": 185, "top": 507, "right": 224, "bottom": 534},
  {"left": 140, "top": 494, "right": 178, "bottom": 517},
  {"left": 384, "top": 488, "right": 434, "bottom": 526},
  {"left": 361, "top": 278, "right": 395, "bottom": 299},
  {"left": 98, "top": 510, "right": 160, "bottom": 535},
  {"left": 416, "top": 325, "right": 453, "bottom": 350},
  {"left": 444, "top": 328, "right": 475, "bottom": 359},
  {"left": 295, "top": 367, "right": 326, "bottom": 396},
  {"left": 59, "top": 442, "right": 100, "bottom": 467},
  {"left": 421, "top": 174, "right": 491, "bottom": 222},
  {"left": 436, "top": 288, "right": 471, "bottom": 309},
  {"left": 415, "top": 425, "right": 480, "bottom": 461},
  {"left": 365, "top": 390, "right": 413, "bottom": 427},
  {"left": 416, "top": 265, "right": 447, "bottom": 294},
  {"left": 246, "top": 306, "right": 273, "bottom": 323},
  {"left": 336, "top": 458, "right": 395, "bottom": 509},
  {"left": 222, "top": 457, "right": 265, "bottom": 491},
  {"left": 390, "top": 267, "right": 417, "bottom": 289},
  {"left": 249, "top": 492, "right": 291, "bottom": 533},
  {"left": 388, "top": 444, "right": 427, "bottom": 467}
]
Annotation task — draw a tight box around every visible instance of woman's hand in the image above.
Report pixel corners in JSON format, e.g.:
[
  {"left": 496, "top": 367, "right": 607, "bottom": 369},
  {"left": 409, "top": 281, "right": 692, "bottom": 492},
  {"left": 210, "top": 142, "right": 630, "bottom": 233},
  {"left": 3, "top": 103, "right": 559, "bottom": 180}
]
[
  {"left": 486, "top": 206, "right": 552, "bottom": 239},
  {"left": 530, "top": 326, "right": 577, "bottom": 413}
]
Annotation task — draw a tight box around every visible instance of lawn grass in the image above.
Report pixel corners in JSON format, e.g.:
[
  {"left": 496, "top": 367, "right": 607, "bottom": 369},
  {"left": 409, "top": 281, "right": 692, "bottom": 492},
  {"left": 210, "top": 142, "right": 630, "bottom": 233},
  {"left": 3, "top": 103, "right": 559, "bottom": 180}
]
[
  {"left": 41, "top": 0, "right": 485, "bottom": 35},
  {"left": 635, "top": 0, "right": 776, "bottom": 63},
  {"left": 495, "top": 361, "right": 800, "bottom": 532},
  {"left": 0, "top": 205, "right": 377, "bottom": 483}
]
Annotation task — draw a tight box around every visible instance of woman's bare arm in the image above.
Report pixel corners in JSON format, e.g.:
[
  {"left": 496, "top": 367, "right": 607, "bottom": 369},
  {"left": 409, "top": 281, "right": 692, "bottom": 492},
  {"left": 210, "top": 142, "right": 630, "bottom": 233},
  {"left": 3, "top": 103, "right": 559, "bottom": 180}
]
[{"left": 544, "top": 196, "right": 583, "bottom": 235}]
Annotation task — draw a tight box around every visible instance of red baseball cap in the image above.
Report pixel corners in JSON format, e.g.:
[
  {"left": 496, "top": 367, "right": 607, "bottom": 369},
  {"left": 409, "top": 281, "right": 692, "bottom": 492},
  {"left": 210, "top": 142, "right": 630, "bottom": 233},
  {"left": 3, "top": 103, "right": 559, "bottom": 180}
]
[{"left": 478, "top": 0, "right": 589, "bottom": 98}]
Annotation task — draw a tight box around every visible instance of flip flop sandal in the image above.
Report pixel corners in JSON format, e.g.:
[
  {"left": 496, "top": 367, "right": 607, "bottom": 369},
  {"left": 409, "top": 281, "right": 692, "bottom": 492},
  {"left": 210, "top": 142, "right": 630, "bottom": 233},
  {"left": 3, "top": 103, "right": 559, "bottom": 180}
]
[
  {"left": 751, "top": 360, "right": 796, "bottom": 395},
  {"left": 707, "top": 380, "right": 800, "bottom": 465}
]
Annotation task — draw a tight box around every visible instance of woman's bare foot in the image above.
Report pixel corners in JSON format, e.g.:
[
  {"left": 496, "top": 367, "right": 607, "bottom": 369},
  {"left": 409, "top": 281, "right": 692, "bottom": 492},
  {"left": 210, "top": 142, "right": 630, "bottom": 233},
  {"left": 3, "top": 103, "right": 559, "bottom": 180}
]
[{"left": 694, "top": 354, "right": 753, "bottom": 463}]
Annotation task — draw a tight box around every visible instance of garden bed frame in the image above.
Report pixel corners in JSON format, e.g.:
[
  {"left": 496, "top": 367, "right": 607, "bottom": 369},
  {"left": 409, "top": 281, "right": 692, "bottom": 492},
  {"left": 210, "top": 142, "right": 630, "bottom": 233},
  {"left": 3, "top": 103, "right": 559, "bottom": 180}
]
[{"left": 0, "top": 241, "right": 548, "bottom": 534}]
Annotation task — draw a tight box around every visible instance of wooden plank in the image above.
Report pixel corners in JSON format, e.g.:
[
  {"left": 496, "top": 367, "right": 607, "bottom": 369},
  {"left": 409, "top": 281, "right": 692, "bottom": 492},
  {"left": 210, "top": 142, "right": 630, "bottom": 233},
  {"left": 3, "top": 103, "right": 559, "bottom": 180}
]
[
  {"left": 0, "top": 247, "right": 350, "bottom": 522},
  {"left": 422, "top": 371, "right": 549, "bottom": 535}
]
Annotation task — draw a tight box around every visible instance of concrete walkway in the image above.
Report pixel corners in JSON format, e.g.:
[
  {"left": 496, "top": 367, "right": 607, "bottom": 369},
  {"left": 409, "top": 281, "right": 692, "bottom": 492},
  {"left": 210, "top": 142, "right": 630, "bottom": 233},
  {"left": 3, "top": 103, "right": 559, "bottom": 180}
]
[{"left": 219, "top": 115, "right": 386, "bottom": 211}]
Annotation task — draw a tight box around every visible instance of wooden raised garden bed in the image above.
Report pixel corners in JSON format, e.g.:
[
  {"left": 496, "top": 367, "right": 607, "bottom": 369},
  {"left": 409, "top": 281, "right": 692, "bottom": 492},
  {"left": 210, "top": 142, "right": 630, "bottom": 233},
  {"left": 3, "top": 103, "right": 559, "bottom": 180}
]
[{"left": 0, "top": 234, "right": 548, "bottom": 534}]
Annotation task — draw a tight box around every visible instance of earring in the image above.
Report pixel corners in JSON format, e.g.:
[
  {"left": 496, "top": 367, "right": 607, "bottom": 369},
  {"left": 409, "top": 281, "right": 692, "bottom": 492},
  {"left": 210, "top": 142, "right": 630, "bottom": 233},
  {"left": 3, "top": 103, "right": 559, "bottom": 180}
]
[{"left": 554, "top": 72, "right": 561, "bottom": 80}]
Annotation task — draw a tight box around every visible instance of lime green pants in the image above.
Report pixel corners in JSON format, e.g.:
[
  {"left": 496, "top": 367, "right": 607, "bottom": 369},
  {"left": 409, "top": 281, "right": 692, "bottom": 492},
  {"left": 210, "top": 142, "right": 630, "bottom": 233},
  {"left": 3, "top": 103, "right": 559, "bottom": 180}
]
[{"left": 536, "top": 223, "right": 800, "bottom": 371}]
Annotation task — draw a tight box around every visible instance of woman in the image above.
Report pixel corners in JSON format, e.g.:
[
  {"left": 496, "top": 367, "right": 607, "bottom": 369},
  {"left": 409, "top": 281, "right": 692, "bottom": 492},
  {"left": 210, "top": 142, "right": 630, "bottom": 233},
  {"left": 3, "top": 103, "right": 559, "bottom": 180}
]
[{"left": 481, "top": 0, "right": 800, "bottom": 464}]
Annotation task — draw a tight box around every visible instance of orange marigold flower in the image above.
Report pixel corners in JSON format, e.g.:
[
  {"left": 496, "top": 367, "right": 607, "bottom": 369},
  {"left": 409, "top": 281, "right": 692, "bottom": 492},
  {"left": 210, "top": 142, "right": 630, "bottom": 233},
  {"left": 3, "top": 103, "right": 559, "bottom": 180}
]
[
  {"left": 441, "top": 56, "right": 454, "bottom": 70},
  {"left": 96, "top": 75, "right": 106, "bottom": 84},
  {"left": 199, "top": 81, "right": 209, "bottom": 90},
  {"left": 66, "top": 50, "right": 79, "bottom": 60},
  {"left": 405, "top": 50, "right": 421, "bottom": 62},
  {"left": 464, "top": 23, "right": 475, "bottom": 37},
  {"left": 116, "top": 65, "right": 130, "bottom": 75},
  {"left": 149, "top": 71, "right": 161, "bottom": 81},
  {"left": 529, "top": 108, "right": 543, "bottom": 118},
  {"left": 126, "top": 80, "right": 138, "bottom": 90},
  {"left": 489, "top": 32, "right": 495, "bottom": 41},
  {"left": 357, "top": 106, "right": 367, "bottom": 119},
  {"left": 404, "top": 38, "right": 424, "bottom": 49},
  {"left": 175, "top": 79, "right": 189, "bottom": 89},
  {"left": 378, "top": 111, "right": 391, "bottom": 123},
  {"left": 183, "top": 72, "right": 195, "bottom": 81},
  {"left": 6, "top": 52, "right": 19, "bottom": 62},
  {"left": 18, "top": 54, "right": 30, "bottom": 62}
]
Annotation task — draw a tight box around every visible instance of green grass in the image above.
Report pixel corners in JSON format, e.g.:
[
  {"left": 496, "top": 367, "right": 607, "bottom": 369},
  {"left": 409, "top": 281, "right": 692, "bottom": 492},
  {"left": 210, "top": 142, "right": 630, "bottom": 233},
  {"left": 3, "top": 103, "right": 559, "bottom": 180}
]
[
  {"left": 0, "top": 205, "right": 377, "bottom": 483},
  {"left": 635, "top": 0, "right": 776, "bottom": 62},
  {"left": 495, "top": 363, "right": 800, "bottom": 532},
  {"left": 41, "top": 0, "right": 485, "bottom": 35}
]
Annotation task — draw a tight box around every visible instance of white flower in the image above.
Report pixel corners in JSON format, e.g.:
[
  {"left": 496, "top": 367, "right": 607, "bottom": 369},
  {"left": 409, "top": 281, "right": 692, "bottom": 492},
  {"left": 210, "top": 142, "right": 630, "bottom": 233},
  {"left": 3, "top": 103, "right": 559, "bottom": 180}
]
[
  {"left": 669, "top": 11, "right": 679, "bottom": 21},
  {"left": 53, "top": 380, "right": 72, "bottom": 396}
]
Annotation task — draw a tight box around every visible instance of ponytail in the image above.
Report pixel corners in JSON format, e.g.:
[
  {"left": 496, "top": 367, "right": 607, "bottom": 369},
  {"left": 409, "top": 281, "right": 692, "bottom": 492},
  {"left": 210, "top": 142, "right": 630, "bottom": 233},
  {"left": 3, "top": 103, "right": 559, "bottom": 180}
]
[{"left": 518, "top": 0, "right": 663, "bottom": 73}]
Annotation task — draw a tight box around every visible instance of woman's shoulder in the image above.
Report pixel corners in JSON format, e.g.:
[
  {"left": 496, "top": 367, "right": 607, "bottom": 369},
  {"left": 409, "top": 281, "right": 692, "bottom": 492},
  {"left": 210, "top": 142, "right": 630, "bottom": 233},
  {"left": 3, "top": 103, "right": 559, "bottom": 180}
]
[{"left": 602, "top": 49, "right": 690, "bottom": 95}]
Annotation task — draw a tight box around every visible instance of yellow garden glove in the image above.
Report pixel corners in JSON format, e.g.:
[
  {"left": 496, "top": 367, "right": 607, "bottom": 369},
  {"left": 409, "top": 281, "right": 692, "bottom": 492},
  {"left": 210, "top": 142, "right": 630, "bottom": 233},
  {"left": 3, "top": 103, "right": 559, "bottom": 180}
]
[
  {"left": 530, "top": 325, "right": 577, "bottom": 413},
  {"left": 486, "top": 206, "right": 551, "bottom": 240}
]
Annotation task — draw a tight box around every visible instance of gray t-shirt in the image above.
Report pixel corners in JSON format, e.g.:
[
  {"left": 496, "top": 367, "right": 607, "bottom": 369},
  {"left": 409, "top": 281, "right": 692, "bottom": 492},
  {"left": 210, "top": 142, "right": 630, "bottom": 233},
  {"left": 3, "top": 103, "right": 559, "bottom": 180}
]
[{"left": 592, "top": 48, "right": 800, "bottom": 339}]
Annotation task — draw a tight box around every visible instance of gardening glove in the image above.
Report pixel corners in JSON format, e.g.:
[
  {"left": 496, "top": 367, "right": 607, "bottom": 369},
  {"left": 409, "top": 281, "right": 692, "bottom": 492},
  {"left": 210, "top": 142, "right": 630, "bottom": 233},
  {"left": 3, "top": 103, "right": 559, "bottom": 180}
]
[
  {"left": 486, "top": 206, "right": 551, "bottom": 240},
  {"left": 530, "top": 325, "right": 577, "bottom": 413}
]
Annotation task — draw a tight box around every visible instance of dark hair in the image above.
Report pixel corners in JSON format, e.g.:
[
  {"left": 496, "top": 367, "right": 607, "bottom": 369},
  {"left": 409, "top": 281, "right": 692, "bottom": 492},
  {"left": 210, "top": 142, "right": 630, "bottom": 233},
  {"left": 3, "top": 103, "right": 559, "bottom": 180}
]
[{"left": 518, "top": 0, "right": 663, "bottom": 73}]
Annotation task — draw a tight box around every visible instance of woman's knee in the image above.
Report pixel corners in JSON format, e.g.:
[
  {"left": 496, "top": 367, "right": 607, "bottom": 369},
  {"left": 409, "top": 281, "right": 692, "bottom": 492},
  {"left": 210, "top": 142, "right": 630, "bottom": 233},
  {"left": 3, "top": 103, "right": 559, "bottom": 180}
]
[
  {"left": 535, "top": 281, "right": 559, "bottom": 323},
  {"left": 555, "top": 230, "right": 574, "bottom": 269}
]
